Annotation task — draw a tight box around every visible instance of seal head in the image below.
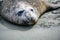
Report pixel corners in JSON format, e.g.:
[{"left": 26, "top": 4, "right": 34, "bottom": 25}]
[
  {"left": 16, "top": 2, "right": 38, "bottom": 25},
  {"left": 2, "top": 1, "right": 39, "bottom": 25}
]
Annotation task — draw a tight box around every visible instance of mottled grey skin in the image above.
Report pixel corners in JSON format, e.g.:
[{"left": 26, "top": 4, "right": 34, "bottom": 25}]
[{"left": 0, "top": 0, "right": 60, "bottom": 26}]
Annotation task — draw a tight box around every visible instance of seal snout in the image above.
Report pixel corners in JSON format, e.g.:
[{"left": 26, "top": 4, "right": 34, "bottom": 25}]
[
  {"left": 23, "top": 17, "right": 37, "bottom": 25},
  {"left": 22, "top": 11, "right": 38, "bottom": 25}
]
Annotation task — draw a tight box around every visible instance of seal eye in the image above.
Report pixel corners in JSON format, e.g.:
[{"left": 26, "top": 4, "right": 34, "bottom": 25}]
[
  {"left": 17, "top": 10, "right": 24, "bottom": 16},
  {"left": 30, "top": 9, "right": 33, "bottom": 11}
]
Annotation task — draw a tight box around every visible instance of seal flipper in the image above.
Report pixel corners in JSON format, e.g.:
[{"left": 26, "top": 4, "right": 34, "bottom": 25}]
[
  {"left": 41, "top": 0, "right": 60, "bottom": 12},
  {"left": 45, "top": 2, "right": 60, "bottom": 12},
  {"left": 39, "top": 0, "right": 60, "bottom": 17},
  {"left": 47, "top": 3, "right": 60, "bottom": 12}
]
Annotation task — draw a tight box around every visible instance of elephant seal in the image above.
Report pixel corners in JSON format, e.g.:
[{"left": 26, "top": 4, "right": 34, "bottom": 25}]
[{"left": 0, "top": 0, "right": 60, "bottom": 26}]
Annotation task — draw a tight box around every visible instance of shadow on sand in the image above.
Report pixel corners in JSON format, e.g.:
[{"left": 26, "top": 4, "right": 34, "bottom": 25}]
[{"left": 0, "top": 16, "right": 33, "bottom": 31}]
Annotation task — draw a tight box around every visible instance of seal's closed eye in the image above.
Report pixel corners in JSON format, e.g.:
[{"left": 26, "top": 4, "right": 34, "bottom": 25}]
[{"left": 17, "top": 10, "right": 24, "bottom": 16}]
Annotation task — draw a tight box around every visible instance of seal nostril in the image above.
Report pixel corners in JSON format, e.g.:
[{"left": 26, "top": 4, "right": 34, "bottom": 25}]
[
  {"left": 17, "top": 10, "right": 24, "bottom": 16},
  {"left": 30, "top": 9, "right": 33, "bottom": 11}
]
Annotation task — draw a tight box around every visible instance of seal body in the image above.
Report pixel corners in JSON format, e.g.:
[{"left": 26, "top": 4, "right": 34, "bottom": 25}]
[{"left": 1, "top": 0, "right": 60, "bottom": 25}]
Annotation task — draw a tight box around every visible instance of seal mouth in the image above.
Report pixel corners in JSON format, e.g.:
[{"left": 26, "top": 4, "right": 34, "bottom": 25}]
[
  {"left": 22, "top": 16, "right": 37, "bottom": 25},
  {"left": 23, "top": 20, "right": 36, "bottom": 26}
]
